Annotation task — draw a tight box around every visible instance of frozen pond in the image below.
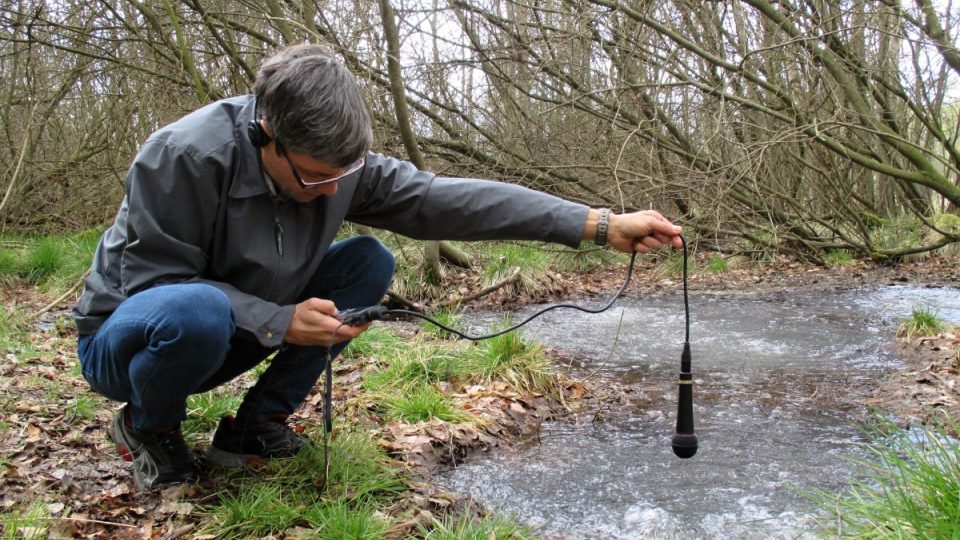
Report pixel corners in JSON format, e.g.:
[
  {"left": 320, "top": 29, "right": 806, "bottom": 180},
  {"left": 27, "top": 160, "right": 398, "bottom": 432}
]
[{"left": 440, "top": 285, "right": 960, "bottom": 539}]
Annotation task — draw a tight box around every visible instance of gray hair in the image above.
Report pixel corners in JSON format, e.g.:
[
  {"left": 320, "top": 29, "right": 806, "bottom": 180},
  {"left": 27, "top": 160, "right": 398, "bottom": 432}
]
[{"left": 254, "top": 44, "right": 372, "bottom": 167}]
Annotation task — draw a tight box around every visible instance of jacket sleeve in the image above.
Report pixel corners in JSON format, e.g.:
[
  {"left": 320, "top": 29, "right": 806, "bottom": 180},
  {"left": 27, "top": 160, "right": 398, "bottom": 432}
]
[
  {"left": 121, "top": 139, "right": 291, "bottom": 348},
  {"left": 347, "top": 153, "right": 589, "bottom": 247}
]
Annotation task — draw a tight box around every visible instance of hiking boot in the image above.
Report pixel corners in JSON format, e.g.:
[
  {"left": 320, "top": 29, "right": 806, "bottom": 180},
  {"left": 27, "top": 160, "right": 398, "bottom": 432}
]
[
  {"left": 207, "top": 415, "right": 306, "bottom": 467},
  {"left": 109, "top": 406, "right": 196, "bottom": 491}
]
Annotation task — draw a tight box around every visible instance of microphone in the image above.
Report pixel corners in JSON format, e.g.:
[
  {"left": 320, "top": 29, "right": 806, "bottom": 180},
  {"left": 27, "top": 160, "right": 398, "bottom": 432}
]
[
  {"left": 671, "top": 235, "right": 697, "bottom": 459},
  {"left": 671, "top": 342, "right": 698, "bottom": 458}
]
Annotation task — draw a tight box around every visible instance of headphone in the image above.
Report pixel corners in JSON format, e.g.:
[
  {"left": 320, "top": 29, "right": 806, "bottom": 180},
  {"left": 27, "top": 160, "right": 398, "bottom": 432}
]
[
  {"left": 247, "top": 120, "right": 271, "bottom": 148},
  {"left": 247, "top": 99, "right": 271, "bottom": 148}
]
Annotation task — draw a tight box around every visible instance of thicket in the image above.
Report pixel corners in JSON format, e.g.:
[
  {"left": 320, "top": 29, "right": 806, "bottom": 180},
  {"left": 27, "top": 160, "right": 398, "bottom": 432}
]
[{"left": 0, "top": 0, "right": 958, "bottom": 267}]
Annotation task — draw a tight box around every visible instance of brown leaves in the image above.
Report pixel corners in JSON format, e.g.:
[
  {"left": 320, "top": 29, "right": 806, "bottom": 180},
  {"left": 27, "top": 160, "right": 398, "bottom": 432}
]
[{"left": 870, "top": 333, "right": 960, "bottom": 431}]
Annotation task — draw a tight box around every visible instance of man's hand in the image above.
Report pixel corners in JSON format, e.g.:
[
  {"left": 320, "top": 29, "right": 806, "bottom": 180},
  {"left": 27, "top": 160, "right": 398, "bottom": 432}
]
[
  {"left": 585, "top": 209, "right": 683, "bottom": 254},
  {"left": 285, "top": 298, "right": 371, "bottom": 347},
  {"left": 609, "top": 210, "right": 683, "bottom": 254}
]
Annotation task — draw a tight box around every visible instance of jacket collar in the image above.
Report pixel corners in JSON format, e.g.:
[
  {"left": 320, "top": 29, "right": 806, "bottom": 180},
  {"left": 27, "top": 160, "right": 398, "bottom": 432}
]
[{"left": 229, "top": 95, "right": 272, "bottom": 199}]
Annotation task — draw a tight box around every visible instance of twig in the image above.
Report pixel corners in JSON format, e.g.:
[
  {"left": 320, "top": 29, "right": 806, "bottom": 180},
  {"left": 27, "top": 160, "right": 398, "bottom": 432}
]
[
  {"left": 0, "top": 102, "right": 39, "bottom": 217},
  {"left": 436, "top": 266, "right": 521, "bottom": 308},
  {"left": 583, "top": 309, "right": 625, "bottom": 381},
  {"left": 31, "top": 270, "right": 90, "bottom": 320},
  {"left": 385, "top": 290, "right": 421, "bottom": 311}
]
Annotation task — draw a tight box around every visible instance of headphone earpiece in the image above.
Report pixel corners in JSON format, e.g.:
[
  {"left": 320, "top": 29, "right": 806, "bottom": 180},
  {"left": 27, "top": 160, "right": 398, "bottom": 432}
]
[{"left": 247, "top": 119, "right": 271, "bottom": 148}]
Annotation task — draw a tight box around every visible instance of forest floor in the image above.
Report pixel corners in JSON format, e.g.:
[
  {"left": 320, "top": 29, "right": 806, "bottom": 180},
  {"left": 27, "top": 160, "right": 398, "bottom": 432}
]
[{"left": 1, "top": 254, "right": 958, "bottom": 538}]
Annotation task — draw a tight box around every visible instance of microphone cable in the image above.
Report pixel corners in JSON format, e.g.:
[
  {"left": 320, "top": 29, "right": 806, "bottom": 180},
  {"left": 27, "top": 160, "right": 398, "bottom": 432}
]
[
  {"left": 322, "top": 236, "right": 697, "bottom": 479},
  {"left": 346, "top": 251, "right": 641, "bottom": 340}
]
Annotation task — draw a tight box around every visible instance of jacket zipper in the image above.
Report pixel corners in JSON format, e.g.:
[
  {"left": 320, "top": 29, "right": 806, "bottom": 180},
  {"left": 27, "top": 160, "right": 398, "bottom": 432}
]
[{"left": 273, "top": 211, "right": 284, "bottom": 257}]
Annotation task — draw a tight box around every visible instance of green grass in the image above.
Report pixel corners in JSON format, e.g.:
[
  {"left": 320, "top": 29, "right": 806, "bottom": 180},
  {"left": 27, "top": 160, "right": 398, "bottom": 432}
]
[
  {"left": 363, "top": 344, "right": 461, "bottom": 392},
  {"left": 302, "top": 500, "right": 389, "bottom": 538},
  {"left": 653, "top": 251, "right": 689, "bottom": 278},
  {"left": 317, "top": 431, "right": 407, "bottom": 501},
  {"left": 812, "top": 416, "right": 960, "bottom": 538},
  {"left": 0, "top": 248, "right": 18, "bottom": 285},
  {"left": 357, "top": 334, "right": 472, "bottom": 423},
  {"left": 421, "top": 512, "right": 535, "bottom": 539},
  {"left": 66, "top": 393, "right": 97, "bottom": 423},
  {"left": 824, "top": 249, "right": 854, "bottom": 267},
  {"left": 204, "top": 484, "right": 301, "bottom": 539},
  {"left": 0, "top": 230, "right": 100, "bottom": 290},
  {"left": 182, "top": 389, "right": 243, "bottom": 440},
  {"left": 342, "top": 325, "right": 410, "bottom": 360},
  {"left": 0, "top": 303, "right": 30, "bottom": 353},
  {"left": 420, "top": 307, "right": 466, "bottom": 339},
  {"left": 897, "top": 306, "right": 947, "bottom": 339},
  {"left": 705, "top": 254, "right": 729, "bottom": 273},
  {"left": 554, "top": 246, "right": 617, "bottom": 272},
  {"left": 460, "top": 328, "right": 556, "bottom": 395},
  {"left": 1, "top": 500, "right": 50, "bottom": 540},
  {"left": 390, "top": 258, "right": 447, "bottom": 301},
  {"left": 871, "top": 215, "right": 924, "bottom": 252},
  {"left": 203, "top": 430, "right": 405, "bottom": 538},
  {"left": 384, "top": 386, "right": 472, "bottom": 423},
  {"left": 482, "top": 243, "right": 553, "bottom": 295},
  {"left": 24, "top": 237, "right": 67, "bottom": 283}
]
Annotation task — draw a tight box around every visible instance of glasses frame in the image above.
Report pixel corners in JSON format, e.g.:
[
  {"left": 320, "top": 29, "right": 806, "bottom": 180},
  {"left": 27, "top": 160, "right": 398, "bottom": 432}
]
[{"left": 276, "top": 139, "right": 364, "bottom": 189}]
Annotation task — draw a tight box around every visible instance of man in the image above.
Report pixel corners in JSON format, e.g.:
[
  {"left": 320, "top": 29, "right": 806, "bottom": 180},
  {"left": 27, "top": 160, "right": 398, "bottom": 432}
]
[{"left": 73, "top": 44, "right": 683, "bottom": 491}]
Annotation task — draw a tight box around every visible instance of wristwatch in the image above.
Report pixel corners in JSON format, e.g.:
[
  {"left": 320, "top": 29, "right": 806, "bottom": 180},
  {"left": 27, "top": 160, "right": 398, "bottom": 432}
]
[{"left": 595, "top": 208, "right": 611, "bottom": 246}]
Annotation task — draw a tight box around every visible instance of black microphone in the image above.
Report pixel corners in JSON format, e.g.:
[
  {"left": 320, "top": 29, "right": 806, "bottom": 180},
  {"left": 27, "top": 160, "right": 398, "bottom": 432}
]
[
  {"left": 672, "top": 342, "right": 697, "bottom": 458},
  {"left": 672, "top": 236, "right": 697, "bottom": 459}
]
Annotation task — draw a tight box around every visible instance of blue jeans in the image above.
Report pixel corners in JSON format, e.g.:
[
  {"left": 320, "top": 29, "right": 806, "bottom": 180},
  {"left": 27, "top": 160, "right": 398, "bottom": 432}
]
[{"left": 77, "top": 236, "right": 395, "bottom": 431}]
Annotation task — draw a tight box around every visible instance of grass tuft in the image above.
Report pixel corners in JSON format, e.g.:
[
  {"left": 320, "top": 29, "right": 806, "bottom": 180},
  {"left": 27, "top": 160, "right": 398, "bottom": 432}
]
[
  {"left": 897, "top": 306, "right": 947, "bottom": 339},
  {"left": 24, "top": 238, "right": 66, "bottom": 283},
  {"left": 705, "top": 254, "right": 729, "bottom": 274},
  {"left": 66, "top": 393, "right": 98, "bottom": 423},
  {"left": 811, "top": 416, "right": 960, "bottom": 538},
  {"left": 420, "top": 307, "right": 466, "bottom": 340},
  {"left": 203, "top": 431, "right": 404, "bottom": 537},
  {"left": 182, "top": 390, "right": 243, "bottom": 440},
  {"left": 0, "top": 230, "right": 100, "bottom": 291},
  {"left": 555, "top": 246, "right": 618, "bottom": 272},
  {"left": 461, "top": 328, "right": 556, "bottom": 395},
  {"left": 0, "top": 249, "right": 19, "bottom": 285},
  {"left": 384, "top": 386, "right": 471, "bottom": 423},
  {"left": 303, "top": 500, "right": 389, "bottom": 539},
  {"left": 421, "top": 512, "right": 535, "bottom": 539},
  {"left": 1, "top": 501, "right": 50, "bottom": 540},
  {"left": 363, "top": 344, "right": 460, "bottom": 392},
  {"left": 482, "top": 243, "right": 553, "bottom": 296},
  {"left": 342, "top": 325, "right": 410, "bottom": 360},
  {"left": 0, "top": 304, "right": 29, "bottom": 352},
  {"left": 653, "top": 251, "right": 688, "bottom": 278},
  {"left": 205, "top": 484, "right": 300, "bottom": 539},
  {"left": 823, "top": 249, "right": 854, "bottom": 267}
]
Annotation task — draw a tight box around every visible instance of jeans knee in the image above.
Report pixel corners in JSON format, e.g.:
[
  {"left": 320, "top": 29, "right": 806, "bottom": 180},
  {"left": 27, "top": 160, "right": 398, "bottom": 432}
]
[
  {"left": 352, "top": 236, "right": 396, "bottom": 280},
  {"left": 154, "top": 284, "right": 235, "bottom": 351}
]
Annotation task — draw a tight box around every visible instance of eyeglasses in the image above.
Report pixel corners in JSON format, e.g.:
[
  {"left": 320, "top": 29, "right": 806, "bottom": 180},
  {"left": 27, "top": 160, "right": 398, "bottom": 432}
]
[{"left": 276, "top": 139, "right": 364, "bottom": 188}]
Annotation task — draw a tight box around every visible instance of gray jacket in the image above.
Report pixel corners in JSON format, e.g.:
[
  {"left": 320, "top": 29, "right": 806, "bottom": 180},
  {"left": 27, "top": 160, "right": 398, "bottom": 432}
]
[{"left": 73, "top": 96, "right": 588, "bottom": 347}]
